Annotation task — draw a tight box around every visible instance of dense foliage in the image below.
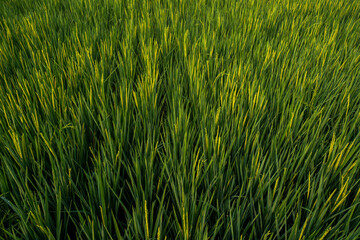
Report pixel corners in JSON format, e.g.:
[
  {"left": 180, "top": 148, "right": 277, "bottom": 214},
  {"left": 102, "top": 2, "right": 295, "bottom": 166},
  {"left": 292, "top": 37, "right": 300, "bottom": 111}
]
[{"left": 1, "top": 0, "right": 360, "bottom": 239}]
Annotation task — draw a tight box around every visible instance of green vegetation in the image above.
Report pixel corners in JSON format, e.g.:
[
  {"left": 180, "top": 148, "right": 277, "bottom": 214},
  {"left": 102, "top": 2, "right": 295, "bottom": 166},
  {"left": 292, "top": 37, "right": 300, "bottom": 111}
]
[{"left": 1, "top": 0, "right": 360, "bottom": 239}]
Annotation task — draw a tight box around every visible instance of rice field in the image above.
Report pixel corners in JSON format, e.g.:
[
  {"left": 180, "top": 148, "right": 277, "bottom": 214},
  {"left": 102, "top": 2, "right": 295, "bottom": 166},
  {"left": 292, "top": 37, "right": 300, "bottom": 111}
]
[{"left": 1, "top": 0, "right": 360, "bottom": 239}]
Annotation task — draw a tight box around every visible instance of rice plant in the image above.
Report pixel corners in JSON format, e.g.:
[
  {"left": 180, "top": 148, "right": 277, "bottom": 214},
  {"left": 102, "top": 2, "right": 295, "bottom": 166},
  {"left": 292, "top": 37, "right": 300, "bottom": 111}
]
[{"left": 1, "top": 0, "right": 360, "bottom": 239}]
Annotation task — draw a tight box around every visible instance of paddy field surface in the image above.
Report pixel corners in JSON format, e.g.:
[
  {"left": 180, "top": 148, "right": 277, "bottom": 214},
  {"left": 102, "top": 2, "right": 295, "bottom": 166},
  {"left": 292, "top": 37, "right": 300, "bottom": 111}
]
[{"left": 1, "top": 0, "right": 360, "bottom": 239}]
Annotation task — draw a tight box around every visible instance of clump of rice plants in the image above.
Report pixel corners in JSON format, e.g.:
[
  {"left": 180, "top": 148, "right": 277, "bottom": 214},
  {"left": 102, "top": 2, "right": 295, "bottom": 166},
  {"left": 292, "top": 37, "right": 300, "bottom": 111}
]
[{"left": 1, "top": 0, "right": 360, "bottom": 239}]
